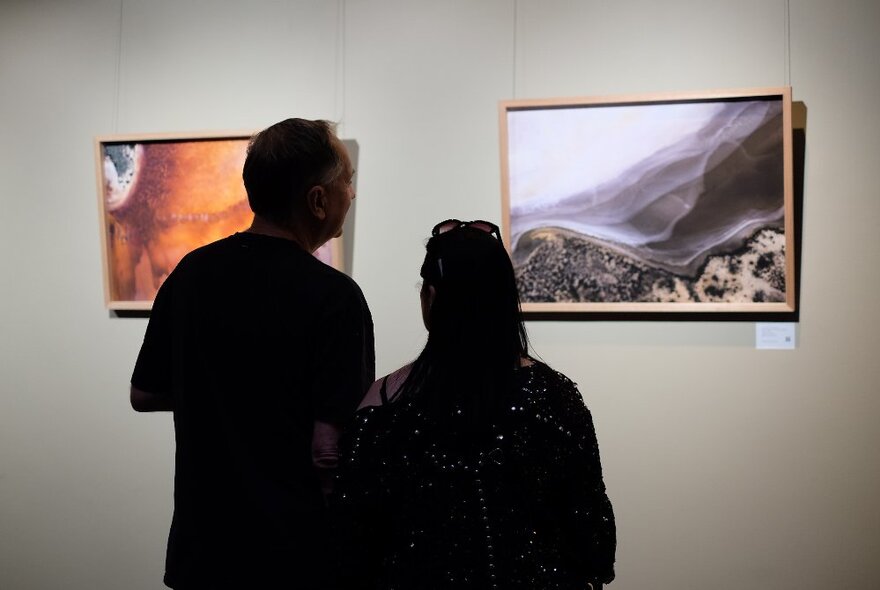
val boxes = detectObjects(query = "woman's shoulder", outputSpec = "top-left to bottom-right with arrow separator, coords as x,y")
510,361 -> 596,439
516,358 -> 573,386
513,359 -> 583,406
358,363 -> 413,410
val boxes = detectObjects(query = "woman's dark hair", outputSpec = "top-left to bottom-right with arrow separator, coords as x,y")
396,224 -> 530,434
242,118 -> 343,227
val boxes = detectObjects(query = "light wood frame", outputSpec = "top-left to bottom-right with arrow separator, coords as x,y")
499,87 -> 795,315
95,130 -> 344,310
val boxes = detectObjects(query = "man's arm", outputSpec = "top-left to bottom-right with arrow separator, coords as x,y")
130,384 -> 173,412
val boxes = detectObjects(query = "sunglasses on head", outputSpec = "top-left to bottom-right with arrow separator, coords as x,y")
431,219 -> 502,241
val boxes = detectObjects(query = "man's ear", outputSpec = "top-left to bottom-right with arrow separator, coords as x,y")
306,185 -> 327,220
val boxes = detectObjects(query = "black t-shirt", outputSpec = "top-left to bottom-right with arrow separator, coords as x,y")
132,232 -> 375,589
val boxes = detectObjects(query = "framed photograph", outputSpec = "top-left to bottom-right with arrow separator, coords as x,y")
499,87 -> 795,315
95,131 -> 344,310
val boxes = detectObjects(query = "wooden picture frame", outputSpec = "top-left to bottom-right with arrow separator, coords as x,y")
499,87 -> 795,315
95,131 -> 345,310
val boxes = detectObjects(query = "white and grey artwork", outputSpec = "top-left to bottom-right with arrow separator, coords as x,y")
503,91 -> 794,311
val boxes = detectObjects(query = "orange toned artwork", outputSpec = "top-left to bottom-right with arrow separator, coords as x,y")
95,132 -> 342,310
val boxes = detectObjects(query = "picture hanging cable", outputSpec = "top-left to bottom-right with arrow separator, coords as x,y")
511,0 -> 519,99
113,0 -> 125,133
334,0 -> 347,133
784,0 -> 792,86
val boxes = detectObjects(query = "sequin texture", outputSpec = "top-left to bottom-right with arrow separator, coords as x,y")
333,362 -> 616,589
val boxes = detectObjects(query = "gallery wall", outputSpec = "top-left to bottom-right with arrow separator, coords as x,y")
1,0 -> 878,588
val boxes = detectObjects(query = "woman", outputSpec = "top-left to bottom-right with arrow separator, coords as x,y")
334,219 -> 616,590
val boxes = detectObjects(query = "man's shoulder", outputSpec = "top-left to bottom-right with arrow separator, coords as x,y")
171,233 -> 368,305
173,234 -> 240,267
174,233 -> 305,273
308,262 -> 367,305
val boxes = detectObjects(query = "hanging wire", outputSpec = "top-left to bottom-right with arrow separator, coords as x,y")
334,0 -> 347,133
784,0 -> 792,86
113,0 -> 125,132
511,0 -> 519,99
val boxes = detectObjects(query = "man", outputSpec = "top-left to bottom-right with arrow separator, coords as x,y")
130,118 -> 374,589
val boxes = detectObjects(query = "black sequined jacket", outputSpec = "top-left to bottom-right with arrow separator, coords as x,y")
333,361 -> 616,590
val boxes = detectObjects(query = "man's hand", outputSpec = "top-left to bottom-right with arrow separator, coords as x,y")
312,420 -> 344,497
